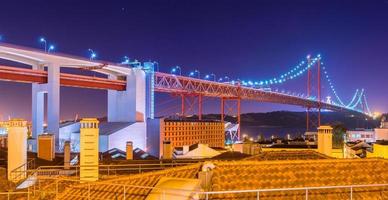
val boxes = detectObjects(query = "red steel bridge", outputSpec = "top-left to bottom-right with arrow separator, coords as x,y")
0,43 -> 372,140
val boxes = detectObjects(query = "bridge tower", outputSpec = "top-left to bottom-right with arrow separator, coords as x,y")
306,55 -> 322,131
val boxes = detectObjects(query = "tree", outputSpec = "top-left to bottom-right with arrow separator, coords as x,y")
331,122 -> 347,149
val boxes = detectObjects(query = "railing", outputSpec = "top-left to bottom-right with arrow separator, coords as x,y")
25,162 -> 195,178
0,191 -> 32,200
20,176 -> 388,200
9,158 -> 35,181
199,183 -> 388,200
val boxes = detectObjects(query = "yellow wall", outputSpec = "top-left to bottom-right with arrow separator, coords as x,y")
367,144 -> 388,159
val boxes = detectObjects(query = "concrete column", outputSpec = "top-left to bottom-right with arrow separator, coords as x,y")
108,69 -> 146,122
46,64 -> 60,147
32,65 -> 45,141
144,62 -> 155,120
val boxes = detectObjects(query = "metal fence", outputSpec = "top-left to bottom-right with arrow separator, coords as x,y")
10,176 -> 388,200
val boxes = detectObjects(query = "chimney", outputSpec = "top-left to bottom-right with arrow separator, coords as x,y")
79,118 -> 99,182
318,125 -> 333,157
64,141 -> 71,170
162,140 -> 172,159
38,134 -> 55,161
126,141 -> 133,160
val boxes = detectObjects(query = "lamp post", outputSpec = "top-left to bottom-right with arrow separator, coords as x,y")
171,66 -> 181,76
122,56 -> 130,65
189,70 -> 200,78
153,61 -> 159,72
205,73 -> 216,81
40,37 -> 47,52
88,49 -> 97,61
48,45 -> 55,53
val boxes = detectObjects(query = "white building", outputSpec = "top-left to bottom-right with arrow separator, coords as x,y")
346,129 -> 375,143
375,117 -> 388,141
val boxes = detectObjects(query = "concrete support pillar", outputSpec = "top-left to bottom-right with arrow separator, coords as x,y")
32,65 -> 45,143
144,62 -> 155,119
31,64 -> 60,151
108,69 -> 146,122
47,64 -> 60,147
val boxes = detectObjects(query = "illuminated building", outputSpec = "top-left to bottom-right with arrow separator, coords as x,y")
346,128 -> 375,143
79,118 -> 99,182
374,117 -> 388,141
147,118 -> 225,158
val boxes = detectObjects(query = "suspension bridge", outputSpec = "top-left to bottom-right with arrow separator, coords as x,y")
0,43 -> 372,146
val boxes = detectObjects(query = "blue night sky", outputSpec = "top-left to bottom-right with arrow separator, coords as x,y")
0,0 -> 387,121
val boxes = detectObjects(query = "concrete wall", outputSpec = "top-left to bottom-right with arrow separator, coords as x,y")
367,144 -> 388,159
108,122 -> 147,151
146,118 -> 162,158
59,122 -> 80,151
375,128 -> 388,140
107,68 -> 147,123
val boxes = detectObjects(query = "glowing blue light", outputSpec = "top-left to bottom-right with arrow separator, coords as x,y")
40,37 -> 46,42
49,45 -> 54,50
172,68 -> 176,72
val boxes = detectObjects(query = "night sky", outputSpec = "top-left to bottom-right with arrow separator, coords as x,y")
0,0 -> 387,121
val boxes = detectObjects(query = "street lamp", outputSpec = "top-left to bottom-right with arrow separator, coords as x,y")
153,61 -> 159,72
40,37 -> 47,52
171,66 -> 181,75
88,49 -> 97,61
48,45 -> 55,53
205,73 -> 216,81
189,69 -> 200,78
122,56 -> 130,64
